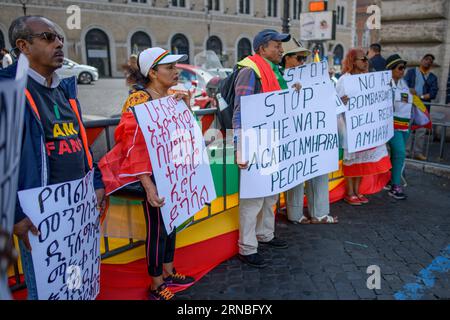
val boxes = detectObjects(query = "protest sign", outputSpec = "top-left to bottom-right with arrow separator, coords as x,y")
239,84 -> 339,199
133,96 -> 217,234
342,71 -> 394,153
0,55 -> 28,300
17,170 -> 100,300
0,55 -> 28,234
284,60 -> 346,114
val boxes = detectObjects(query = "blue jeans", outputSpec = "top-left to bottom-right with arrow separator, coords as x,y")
18,240 -> 38,300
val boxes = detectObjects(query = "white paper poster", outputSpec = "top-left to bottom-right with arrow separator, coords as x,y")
0,55 -> 29,300
342,71 -> 394,153
284,60 -> 346,114
17,170 -> 101,300
133,96 -> 217,233
239,84 -> 339,199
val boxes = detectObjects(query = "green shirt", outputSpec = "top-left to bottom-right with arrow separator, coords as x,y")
264,58 -> 288,90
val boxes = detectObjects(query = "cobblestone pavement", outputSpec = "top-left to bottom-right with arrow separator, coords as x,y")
177,169 -> 450,300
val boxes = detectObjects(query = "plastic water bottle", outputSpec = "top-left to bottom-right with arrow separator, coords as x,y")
216,93 -> 229,112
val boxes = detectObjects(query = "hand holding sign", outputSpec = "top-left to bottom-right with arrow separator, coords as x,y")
138,174 -> 166,208
13,217 -> 40,251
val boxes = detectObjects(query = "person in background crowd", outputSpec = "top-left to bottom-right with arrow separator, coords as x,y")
123,54 -> 139,87
1,48 -> 13,69
233,29 -> 291,268
281,40 -> 338,225
99,47 -> 194,300
0,15 -> 106,300
336,48 -> 392,206
404,53 -> 439,161
329,66 -> 338,86
367,43 -> 386,72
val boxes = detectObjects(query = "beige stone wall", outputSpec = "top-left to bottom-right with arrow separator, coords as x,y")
0,0 -> 355,75
381,0 -> 450,104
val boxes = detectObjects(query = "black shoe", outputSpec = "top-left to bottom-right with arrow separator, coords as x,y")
163,268 -> 195,287
148,283 -> 175,300
388,185 -> 407,200
383,181 -> 392,191
258,237 -> 288,249
238,253 -> 267,268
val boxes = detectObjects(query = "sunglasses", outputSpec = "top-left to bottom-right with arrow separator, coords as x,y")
396,65 -> 406,71
295,55 -> 307,62
28,32 -> 64,43
356,56 -> 369,62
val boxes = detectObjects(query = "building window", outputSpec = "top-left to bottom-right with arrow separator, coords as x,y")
292,0 -> 302,20
239,0 -> 251,14
446,66 -> 450,104
131,31 -> 152,55
333,44 -> 344,66
207,0 -> 220,11
336,5 -> 346,26
362,26 -> 370,48
172,0 -> 186,7
129,0 -> 147,3
0,30 -> 5,49
171,33 -> 190,63
237,38 -> 252,61
206,36 -> 223,56
267,0 -> 278,17
85,28 -> 111,77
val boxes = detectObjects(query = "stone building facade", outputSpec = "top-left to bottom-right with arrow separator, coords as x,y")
380,0 -> 450,104
0,0 -> 356,77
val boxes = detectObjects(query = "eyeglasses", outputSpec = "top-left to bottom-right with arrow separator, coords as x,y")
27,32 -> 64,43
295,55 -> 307,62
396,65 -> 406,71
356,56 -> 369,62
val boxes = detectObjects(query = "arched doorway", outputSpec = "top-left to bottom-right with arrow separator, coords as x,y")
206,36 -> 223,57
333,44 -> 344,66
171,34 -> 189,64
85,28 -> 111,77
131,31 -> 152,55
0,30 -> 5,50
237,38 -> 252,61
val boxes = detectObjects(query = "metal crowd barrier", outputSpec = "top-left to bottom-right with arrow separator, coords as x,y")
85,107 -> 235,260
408,102 -> 450,165
12,100 -> 447,292
10,107 -> 236,292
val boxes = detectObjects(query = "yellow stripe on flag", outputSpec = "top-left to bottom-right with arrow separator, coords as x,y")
314,52 -> 321,63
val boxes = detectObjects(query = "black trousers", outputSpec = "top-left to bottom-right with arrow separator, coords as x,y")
142,190 -> 176,277
142,199 -> 176,277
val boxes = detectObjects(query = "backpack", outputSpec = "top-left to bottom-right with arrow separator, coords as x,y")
217,65 -> 240,129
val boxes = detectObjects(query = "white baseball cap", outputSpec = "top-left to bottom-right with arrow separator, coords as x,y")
138,47 -> 188,77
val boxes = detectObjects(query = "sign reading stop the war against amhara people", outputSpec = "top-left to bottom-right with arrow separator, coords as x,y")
239,84 -> 339,199
342,71 -> 394,153
284,60 -> 346,114
17,170 -> 101,300
133,96 -> 217,234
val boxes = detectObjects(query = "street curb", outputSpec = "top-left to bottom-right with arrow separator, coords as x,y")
406,159 -> 450,179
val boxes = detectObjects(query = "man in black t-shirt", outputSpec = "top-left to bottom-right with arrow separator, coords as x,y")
0,15 -> 106,299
